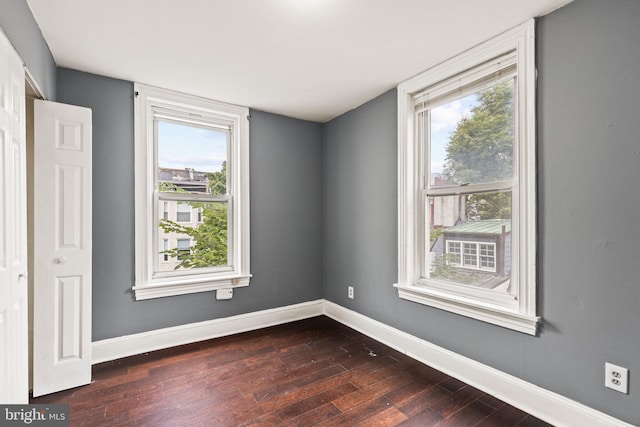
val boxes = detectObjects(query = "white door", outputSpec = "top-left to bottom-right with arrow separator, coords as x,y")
32,100 -> 92,397
0,29 -> 28,404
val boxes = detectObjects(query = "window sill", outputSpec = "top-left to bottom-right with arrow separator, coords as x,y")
134,274 -> 251,300
394,283 -> 540,335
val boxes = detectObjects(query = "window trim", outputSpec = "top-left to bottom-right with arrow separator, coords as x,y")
395,20 -> 539,335
134,83 -> 251,300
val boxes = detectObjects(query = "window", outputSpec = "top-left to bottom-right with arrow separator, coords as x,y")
134,84 -> 251,300
176,202 -> 191,222
163,239 -> 169,262
446,241 -> 496,272
176,239 -> 191,260
396,20 -> 539,334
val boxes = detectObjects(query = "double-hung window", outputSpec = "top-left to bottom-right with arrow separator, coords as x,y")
134,84 -> 250,300
396,21 -> 538,334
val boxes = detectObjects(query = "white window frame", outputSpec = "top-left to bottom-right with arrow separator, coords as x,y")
134,83 -> 251,300
396,20 -> 539,335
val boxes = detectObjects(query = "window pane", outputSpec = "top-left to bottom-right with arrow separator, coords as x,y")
163,239 -> 169,262
177,239 -> 191,260
430,79 -> 514,188
176,202 -> 191,222
463,243 -> 477,268
163,201 -> 169,220
427,191 -> 511,292
157,200 -> 229,272
157,120 -> 228,195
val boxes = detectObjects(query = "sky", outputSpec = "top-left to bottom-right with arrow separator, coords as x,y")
154,93 -> 478,177
429,92 -> 479,176
157,121 -> 228,173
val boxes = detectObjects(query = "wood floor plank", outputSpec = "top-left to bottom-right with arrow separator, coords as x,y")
333,371 -> 414,412
475,404 -> 529,427
398,385 -> 453,418
30,316 -> 552,427
275,382 -> 357,420
436,400 -> 495,427
316,395 -> 396,427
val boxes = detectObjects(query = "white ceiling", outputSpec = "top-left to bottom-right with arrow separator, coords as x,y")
27,0 -> 573,122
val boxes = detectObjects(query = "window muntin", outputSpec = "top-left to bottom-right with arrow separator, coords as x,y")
134,83 -> 250,300
396,20 -> 538,334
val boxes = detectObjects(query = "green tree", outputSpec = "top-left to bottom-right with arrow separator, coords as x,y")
443,80 -> 514,186
443,81 -> 514,220
159,162 -> 229,270
465,192 -> 511,221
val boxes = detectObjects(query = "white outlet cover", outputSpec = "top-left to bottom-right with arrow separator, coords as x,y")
605,362 -> 628,394
216,288 -> 233,300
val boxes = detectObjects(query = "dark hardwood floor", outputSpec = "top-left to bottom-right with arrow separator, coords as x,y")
31,316 -> 553,426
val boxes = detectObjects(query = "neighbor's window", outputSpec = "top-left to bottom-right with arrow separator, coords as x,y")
176,239 -> 191,261
163,239 -> 169,262
134,84 -> 250,300
396,20 -> 539,334
176,202 -> 192,222
163,201 -> 169,220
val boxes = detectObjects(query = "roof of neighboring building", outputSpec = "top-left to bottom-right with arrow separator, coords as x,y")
444,219 -> 511,235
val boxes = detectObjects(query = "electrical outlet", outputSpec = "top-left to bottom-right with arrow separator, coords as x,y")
605,362 -> 628,394
216,288 -> 233,300
348,286 -> 354,299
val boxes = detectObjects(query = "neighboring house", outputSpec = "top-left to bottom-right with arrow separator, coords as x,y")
430,175 -> 466,228
157,168 -> 208,271
431,219 -> 511,292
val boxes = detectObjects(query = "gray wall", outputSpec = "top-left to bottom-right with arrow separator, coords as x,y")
0,0 -> 56,100
322,0 -> 640,424
56,68 -> 324,341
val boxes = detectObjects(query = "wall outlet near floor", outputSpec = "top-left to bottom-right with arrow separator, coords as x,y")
216,288 -> 233,300
605,362 -> 628,394
348,286 -> 354,299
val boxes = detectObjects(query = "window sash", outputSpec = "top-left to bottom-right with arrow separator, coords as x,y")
153,195 -> 233,277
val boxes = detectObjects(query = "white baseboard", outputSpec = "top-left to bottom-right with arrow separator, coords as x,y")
322,300 -> 632,427
92,299 -> 631,427
91,299 -> 324,364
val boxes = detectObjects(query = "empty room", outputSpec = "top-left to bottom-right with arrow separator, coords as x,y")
1,0 -> 639,425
